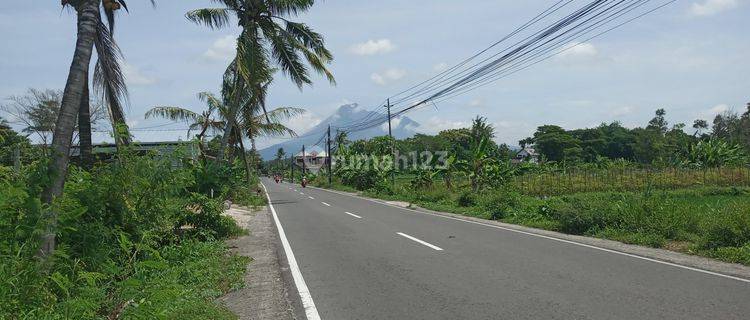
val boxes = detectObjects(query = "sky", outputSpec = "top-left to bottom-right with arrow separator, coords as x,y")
1,0 -> 749,148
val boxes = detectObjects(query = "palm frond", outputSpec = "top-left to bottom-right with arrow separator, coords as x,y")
261,20 -> 309,88
145,106 -> 200,123
262,107 -> 305,123
186,8 -> 231,29
268,0 -> 315,17
93,18 -> 130,144
253,122 -> 297,138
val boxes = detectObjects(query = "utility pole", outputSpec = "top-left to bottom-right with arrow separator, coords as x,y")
302,145 -> 306,177
386,99 -> 395,188
290,155 -> 294,183
327,125 -> 332,186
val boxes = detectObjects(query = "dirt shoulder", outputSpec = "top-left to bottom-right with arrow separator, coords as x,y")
219,205 -> 297,320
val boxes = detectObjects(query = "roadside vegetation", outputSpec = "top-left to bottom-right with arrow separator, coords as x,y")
307,107 -> 750,266
1,0 -> 332,318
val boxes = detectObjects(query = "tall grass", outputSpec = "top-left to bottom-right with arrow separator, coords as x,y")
514,166 -> 750,196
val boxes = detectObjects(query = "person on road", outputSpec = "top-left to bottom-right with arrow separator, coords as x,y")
301,177 -> 307,188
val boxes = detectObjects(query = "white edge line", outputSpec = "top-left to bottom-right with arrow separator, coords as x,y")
261,182 -> 322,320
309,186 -> 750,284
321,202 -> 331,207
397,232 -> 444,251
345,211 -> 362,219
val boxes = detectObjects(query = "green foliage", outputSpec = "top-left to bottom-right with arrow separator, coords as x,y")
681,139 -> 748,168
456,191 -> 475,207
0,153 -> 252,318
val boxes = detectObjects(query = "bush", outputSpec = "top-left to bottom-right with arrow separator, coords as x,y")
456,191 -> 476,207
477,189 -> 523,220
0,153 -> 252,318
700,208 -> 750,249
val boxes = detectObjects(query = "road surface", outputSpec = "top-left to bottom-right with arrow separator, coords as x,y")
261,178 -> 750,320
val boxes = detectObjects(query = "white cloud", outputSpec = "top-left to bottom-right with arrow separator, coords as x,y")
704,104 -> 730,116
468,99 -> 483,107
433,62 -> 449,71
419,116 -> 470,134
371,68 -> 406,85
689,0 -> 739,16
122,63 -> 156,86
203,35 -> 236,62
350,39 -> 396,56
558,42 -> 598,60
609,106 -> 634,117
285,111 -> 322,134
381,117 -> 402,132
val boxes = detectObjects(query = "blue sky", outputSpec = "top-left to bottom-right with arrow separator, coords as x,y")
1,0 -> 748,148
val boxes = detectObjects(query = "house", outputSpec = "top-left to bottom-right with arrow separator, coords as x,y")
294,147 -> 330,173
512,147 -> 539,164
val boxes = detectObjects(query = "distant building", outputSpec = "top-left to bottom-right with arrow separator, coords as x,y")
69,141 -> 199,166
294,148 -> 330,173
512,147 -> 539,164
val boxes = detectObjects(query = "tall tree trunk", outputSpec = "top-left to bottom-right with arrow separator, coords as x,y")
78,71 -> 93,169
40,0 -> 99,259
216,74 -> 242,163
238,133 -> 252,184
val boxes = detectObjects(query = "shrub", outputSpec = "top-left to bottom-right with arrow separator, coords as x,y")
700,208 -> 750,249
456,191 -> 476,207
477,189 -> 522,220
0,152 -> 252,318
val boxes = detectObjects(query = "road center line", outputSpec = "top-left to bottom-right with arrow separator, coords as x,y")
309,186 -> 750,284
345,211 -> 362,219
260,182 -> 321,320
397,232 -> 444,251
321,202 -> 331,207
308,196 -> 315,200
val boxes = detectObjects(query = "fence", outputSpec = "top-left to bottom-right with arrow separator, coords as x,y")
514,166 -> 750,196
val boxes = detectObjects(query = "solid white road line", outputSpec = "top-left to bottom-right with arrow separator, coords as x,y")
397,232 -> 444,251
309,186 -> 750,284
321,202 -> 331,207
345,211 -> 362,219
308,196 -> 315,200
260,182 -> 321,320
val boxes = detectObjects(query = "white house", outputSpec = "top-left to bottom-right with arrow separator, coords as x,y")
513,147 -> 539,164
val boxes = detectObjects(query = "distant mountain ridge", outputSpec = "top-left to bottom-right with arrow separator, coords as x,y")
258,103 -> 419,160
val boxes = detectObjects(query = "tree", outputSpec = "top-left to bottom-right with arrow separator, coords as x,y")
693,119 -> 709,137
647,108 -> 669,134
470,116 -> 495,143
147,92 -> 224,158
274,148 -> 286,172
530,125 -> 581,162
41,0 -> 152,258
187,0 -> 335,162
2,88 -> 107,154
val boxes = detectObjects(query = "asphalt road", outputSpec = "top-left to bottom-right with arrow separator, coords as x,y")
261,178 -> 750,320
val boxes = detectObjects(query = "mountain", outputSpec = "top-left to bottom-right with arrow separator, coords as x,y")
258,103 -> 420,160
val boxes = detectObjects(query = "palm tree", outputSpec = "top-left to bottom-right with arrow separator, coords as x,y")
148,90 -> 302,182
146,92 -> 224,157
187,0 -> 335,162
41,0 -> 151,258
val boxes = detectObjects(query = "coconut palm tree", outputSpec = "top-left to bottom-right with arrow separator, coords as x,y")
187,0 -> 335,162
146,92 -> 224,157
41,0 -> 152,258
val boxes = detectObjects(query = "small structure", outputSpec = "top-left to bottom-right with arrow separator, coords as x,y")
69,141 -> 199,166
294,148 -> 329,173
512,147 -> 539,164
